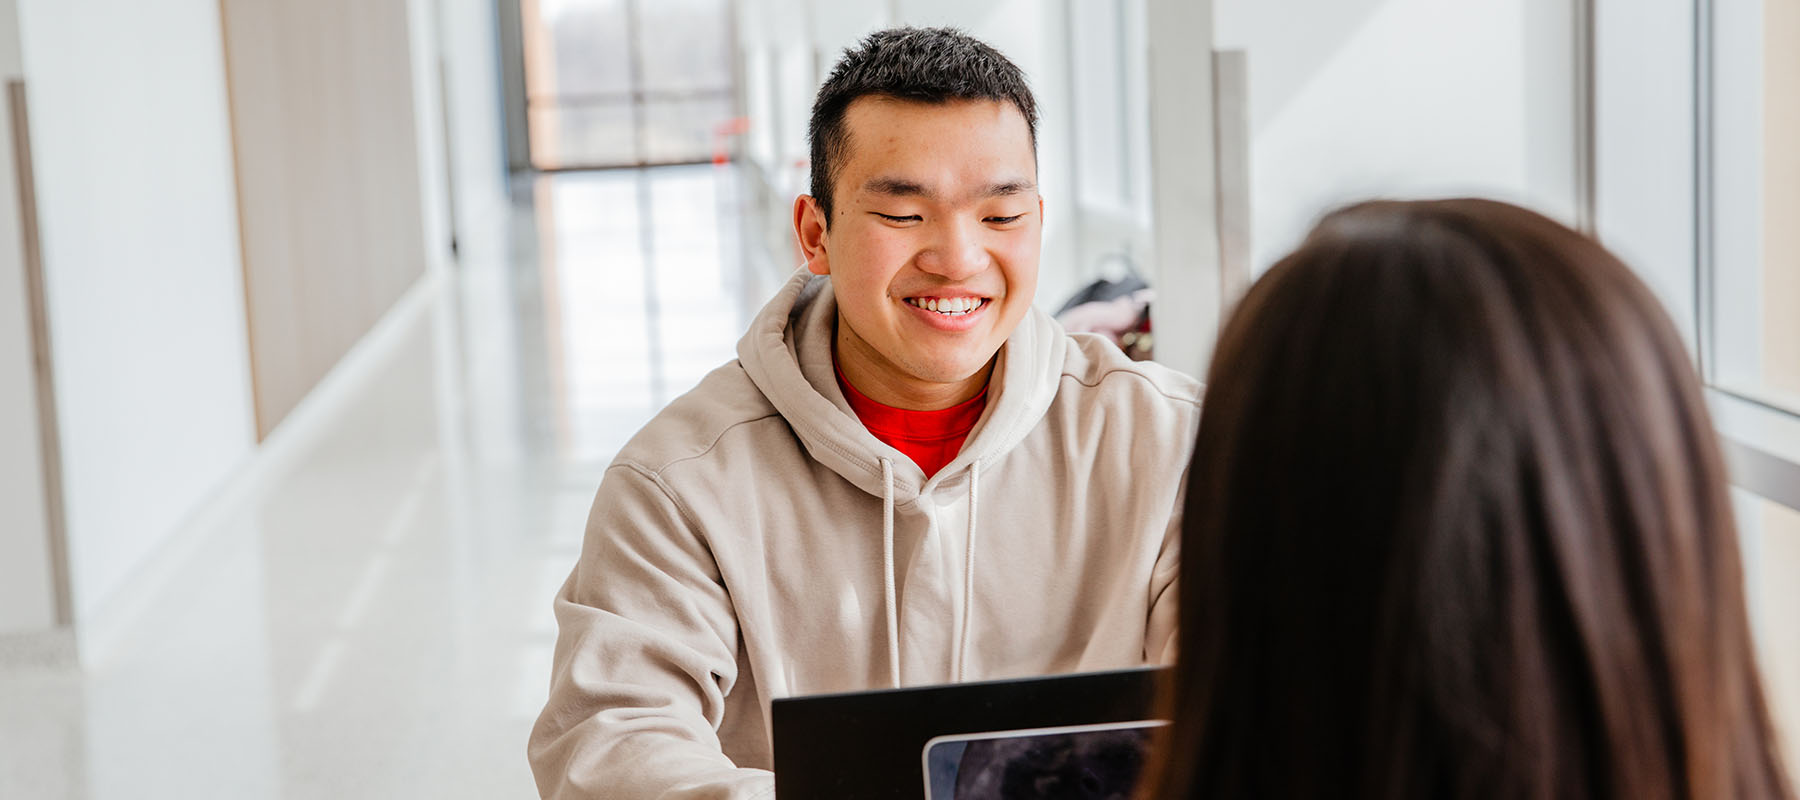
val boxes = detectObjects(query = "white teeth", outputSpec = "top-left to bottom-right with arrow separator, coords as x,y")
909,297 -> 983,315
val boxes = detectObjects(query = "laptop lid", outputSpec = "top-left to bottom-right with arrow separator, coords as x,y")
771,666 -> 1167,800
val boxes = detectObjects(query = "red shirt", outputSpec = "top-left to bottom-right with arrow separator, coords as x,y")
834,365 -> 988,478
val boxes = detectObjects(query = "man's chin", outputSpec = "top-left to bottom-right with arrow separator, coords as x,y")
906,353 -> 1000,387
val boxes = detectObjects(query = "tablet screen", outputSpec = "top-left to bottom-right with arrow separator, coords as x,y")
921,720 -> 1165,799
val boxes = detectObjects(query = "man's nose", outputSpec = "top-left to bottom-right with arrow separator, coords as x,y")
914,219 -> 990,280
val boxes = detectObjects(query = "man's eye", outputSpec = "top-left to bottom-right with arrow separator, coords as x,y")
875,213 -> 921,223
985,214 -> 1025,224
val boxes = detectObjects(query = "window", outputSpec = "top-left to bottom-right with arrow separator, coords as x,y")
1702,0 -> 1800,770
1598,0 -> 1800,767
1706,0 -> 1800,416
519,0 -> 737,169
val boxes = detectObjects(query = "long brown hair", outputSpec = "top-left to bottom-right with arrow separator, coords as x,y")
1146,199 -> 1793,799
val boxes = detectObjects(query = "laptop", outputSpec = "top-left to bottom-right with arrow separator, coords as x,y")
771,666 -> 1167,799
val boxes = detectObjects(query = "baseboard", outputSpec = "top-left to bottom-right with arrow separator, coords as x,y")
0,627 -> 77,671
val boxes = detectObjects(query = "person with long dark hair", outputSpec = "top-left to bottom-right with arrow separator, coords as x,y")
1144,199 -> 1794,799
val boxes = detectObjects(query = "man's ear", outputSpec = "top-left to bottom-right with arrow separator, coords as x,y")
793,195 -> 831,276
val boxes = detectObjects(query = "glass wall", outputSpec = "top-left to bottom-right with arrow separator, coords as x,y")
1705,0 -> 1800,769
519,0 -> 737,169
1709,0 -> 1800,414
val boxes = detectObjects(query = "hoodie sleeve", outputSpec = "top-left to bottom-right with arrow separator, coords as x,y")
1145,467 -> 1186,666
528,463 -> 774,800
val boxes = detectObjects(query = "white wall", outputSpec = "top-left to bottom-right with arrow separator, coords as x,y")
1215,0 -> 1582,274
0,0 -> 58,636
16,0 -> 256,622
435,0 -> 527,470
1144,0 -> 1222,381
438,0 -> 514,271
409,0 -> 456,279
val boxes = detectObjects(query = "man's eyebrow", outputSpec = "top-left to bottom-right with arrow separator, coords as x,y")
860,177 -> 1038,199
863,177 -> 933,197
984,180 -> 1036,197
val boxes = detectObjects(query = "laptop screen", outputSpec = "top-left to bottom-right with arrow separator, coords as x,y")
923,720 -> 1165,799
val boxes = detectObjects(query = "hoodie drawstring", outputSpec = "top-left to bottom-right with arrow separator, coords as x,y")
880,456 -> 982,687
954,458 -> 982,683
880,458 -> 901,688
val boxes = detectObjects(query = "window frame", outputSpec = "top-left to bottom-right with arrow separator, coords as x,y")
1595,0 -> 1800,513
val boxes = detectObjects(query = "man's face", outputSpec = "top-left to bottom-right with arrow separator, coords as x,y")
796,97 -> 1042,408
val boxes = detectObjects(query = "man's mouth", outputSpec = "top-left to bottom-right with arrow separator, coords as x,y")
904,296 -> 989,316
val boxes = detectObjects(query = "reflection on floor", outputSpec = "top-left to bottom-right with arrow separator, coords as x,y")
0,164 -> 770,798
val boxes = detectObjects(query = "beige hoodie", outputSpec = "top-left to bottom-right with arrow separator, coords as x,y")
529,271 -> 1201,799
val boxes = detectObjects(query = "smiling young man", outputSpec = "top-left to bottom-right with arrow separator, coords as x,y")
529,28 -> 1201,800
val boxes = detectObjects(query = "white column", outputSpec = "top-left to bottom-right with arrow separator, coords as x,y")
1145,0 -> 1221,380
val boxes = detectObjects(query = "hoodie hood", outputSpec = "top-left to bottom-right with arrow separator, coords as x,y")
736,270 -> 1066,503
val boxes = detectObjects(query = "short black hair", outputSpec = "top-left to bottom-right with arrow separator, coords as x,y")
807,27 -> 1038,224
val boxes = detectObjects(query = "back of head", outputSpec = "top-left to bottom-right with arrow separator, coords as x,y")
1148,199 -> 1793,799
807,26 -> 1038,221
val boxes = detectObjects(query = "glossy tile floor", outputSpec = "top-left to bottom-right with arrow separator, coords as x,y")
0,164 -> 772,798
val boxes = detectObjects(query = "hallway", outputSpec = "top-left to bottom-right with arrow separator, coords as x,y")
0,164 -> 766,798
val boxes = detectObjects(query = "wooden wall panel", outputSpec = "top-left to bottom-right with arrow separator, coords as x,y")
221,0 -> 429,439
